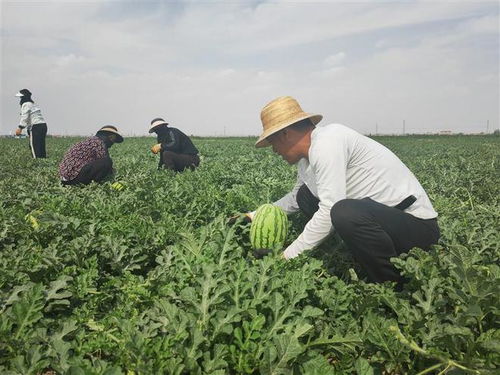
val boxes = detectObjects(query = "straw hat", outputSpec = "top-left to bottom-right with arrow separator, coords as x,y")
96,125 -> 124,143
149,118 -> 169,133
255,96 -> 322,147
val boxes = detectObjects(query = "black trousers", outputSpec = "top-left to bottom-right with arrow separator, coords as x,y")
29,123 -> 47,158
62,157 -> 113,186
159,151 -> 200,172
296,184 -> 440,283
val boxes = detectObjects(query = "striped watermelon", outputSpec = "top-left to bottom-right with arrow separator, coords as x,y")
250,204 -> 288,250
111,181 -> 125,191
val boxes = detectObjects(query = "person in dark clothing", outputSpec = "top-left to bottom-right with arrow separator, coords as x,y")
59,126 -> 124,185
14,89 -> 48,158
149,118 -> 200,172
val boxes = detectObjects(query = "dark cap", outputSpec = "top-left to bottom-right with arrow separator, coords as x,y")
15,89 -> 32,97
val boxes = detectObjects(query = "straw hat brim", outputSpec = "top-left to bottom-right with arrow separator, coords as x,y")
97,128 -> 124,143
255,113 -> 322,148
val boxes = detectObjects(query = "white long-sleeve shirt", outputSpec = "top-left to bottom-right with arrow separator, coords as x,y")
19,102 -> 46,131
266,123 -> 438,259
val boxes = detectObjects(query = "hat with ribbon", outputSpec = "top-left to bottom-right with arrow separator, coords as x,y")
149,118 -> 169,133
96,125 -> 124,143
255,96 -> 322,148
15,89 -> 32,97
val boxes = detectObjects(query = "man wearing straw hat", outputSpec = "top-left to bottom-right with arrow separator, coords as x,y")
247,96 -> 439,284
59,126 -> 124,186
149,118 -> 200,172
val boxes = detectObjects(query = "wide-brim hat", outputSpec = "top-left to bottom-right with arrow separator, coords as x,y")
255,96 -> 322,148
149,118 -> 169,133
97,126 -> 124,143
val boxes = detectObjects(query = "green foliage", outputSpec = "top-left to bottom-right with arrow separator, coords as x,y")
0,135 -> 499,374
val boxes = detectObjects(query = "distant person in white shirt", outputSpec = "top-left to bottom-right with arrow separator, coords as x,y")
247,96 -> 440,284
14,89 -> 48,158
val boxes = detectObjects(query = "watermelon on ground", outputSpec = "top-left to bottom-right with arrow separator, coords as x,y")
111,181 -> 125,191
250,204 -> 288,250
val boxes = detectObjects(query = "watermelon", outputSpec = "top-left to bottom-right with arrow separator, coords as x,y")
250,204 -> 288,250
111,181 -> 125,191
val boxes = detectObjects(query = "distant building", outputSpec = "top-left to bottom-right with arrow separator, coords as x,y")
439,130 -> 452,135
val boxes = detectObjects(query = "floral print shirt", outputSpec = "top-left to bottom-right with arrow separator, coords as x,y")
59,136 -> 108,181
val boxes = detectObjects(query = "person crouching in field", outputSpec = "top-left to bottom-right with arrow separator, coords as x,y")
59,126 -> 124,186
14,89 -> 48,158
149,118 -> 200,172
244,96 -> 440,285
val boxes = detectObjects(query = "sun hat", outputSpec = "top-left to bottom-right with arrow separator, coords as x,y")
15,89 -> 32,97
149,118 -> 169,133
255,96 -> 322,148
96,125 -> 124,143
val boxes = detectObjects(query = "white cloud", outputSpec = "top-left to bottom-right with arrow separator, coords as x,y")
54,54 -> 86,68
324,52 -> 346,68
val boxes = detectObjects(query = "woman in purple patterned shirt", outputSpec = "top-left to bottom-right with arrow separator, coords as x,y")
59,126 -> 124,186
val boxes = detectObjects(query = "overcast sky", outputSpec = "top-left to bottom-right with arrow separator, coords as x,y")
1,0 -> 498,137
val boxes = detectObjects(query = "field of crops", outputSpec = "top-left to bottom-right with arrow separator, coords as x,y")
0,134 -> 499,374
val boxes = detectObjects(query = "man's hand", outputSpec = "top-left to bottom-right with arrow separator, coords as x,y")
151,143 -> 162,154
15,128 -> 22,136
227,213 -> 252,225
